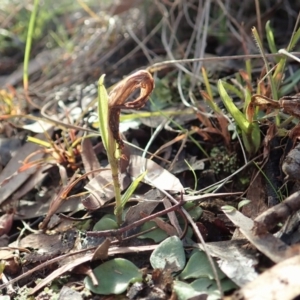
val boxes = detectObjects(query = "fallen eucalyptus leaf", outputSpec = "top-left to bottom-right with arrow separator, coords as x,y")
196,240 -> 258,287
129,155 -> 184,192
223,208 -> 291,263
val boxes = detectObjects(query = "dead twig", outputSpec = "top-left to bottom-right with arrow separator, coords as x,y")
254,190 -> 300,232
86,196 -> 184,240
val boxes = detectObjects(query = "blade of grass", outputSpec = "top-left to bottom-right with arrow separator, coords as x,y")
116,171 -> 148,216
253,161 -> 283,201
252,27 -> 278,101
201,67 -> 218,111
275,26 -> 300,86
287,27 -> 300,51
286,12 -> 300,51
245,59 -> 252,82
23,0 -> 40,91
273,15 -> 300,94
184,159 -> 198,191
149,96 -> 209,158
27,136 -> 52,148
280,67 -> 300,95
221,81 -> 244,100
266,21 -> 278,55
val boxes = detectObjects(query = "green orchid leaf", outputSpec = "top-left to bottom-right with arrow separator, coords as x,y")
217,80 -> 250,134
138,221 -> 169,243
84,258 -> 142,295
150,236 -> 185,272
97,74 -> 109,152
173,281 -> 203,300
93,214 -> 118,231
180,250 -> 225,280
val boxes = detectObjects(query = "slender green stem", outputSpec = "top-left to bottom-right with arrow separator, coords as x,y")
23,0 -> 40,90
98,76 -> 122,226
107,134 -> 123,226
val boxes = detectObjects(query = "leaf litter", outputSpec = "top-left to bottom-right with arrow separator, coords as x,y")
1,1 -> 300,300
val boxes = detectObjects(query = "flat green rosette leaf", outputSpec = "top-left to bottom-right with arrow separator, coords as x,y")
150,236 -> 185,272
180,250 -> 225,280
138,221 -> 169,243
93,214 -> 118,231
190,277 -> 236,300
84,258 -> 142,295
173,281 -> 203,300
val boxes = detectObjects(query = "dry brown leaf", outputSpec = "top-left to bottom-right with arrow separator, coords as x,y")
288,124 -> 300,142
123,200 -> 160,226
196,106 -> 214,128
91,238 -> 111,261
10,231 -> 76,254
84,169 -> 131,210
197,240 -> 258,287
200,90 -> 211,102
280,94 -> 300,118
263,123 -> 277,159
11,164 -> 50,202
238,70 -> 252,92
163,198 -> 182,236
129,154 -> 184,192
146,215 -> 178,237
0,209 -> 14,236
81,138 -> 101,180
57,286 -> 83,300
84,152 -> 184,209
241,173 -> 268,220
233,254 -> 300,300
39,171 -> 80,229
16,195 -> 83,220
0,131 -> 52,206
216,113 -> 231,147
193,108 -> 230,146
223,208 -> 291,263
150,133 -> 186,161
29,253 -> 94,295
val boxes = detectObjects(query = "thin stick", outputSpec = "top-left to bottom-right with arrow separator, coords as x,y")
147,52 -> 300,73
